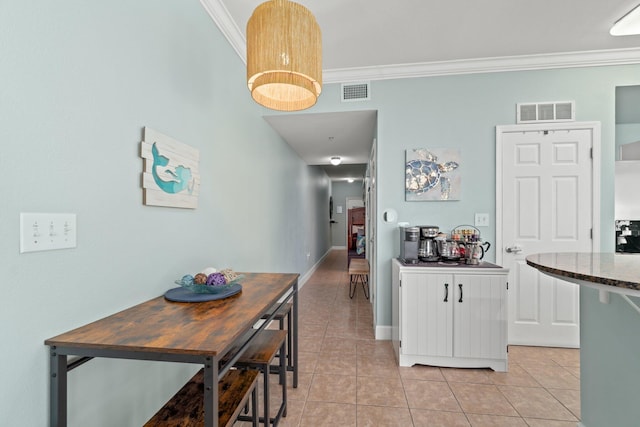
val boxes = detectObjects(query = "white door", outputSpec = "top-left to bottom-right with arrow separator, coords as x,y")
496,122 -> 601,347
368,139 -> 377,328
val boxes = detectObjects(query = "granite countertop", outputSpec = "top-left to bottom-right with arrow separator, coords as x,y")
526,252 -> 640,293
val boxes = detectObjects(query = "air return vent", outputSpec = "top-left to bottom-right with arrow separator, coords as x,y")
517,101 -> 575,123
341,82 -> 370,102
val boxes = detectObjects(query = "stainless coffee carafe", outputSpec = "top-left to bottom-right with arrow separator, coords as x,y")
418,225 -> 440,261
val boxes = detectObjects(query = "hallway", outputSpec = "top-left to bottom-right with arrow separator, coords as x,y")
254,249 -> 581,426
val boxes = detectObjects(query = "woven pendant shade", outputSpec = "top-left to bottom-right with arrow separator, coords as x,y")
247,0 -> 322,111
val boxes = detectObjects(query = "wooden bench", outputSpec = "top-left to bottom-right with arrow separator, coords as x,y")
348,258 -> 370,299
144,368 -> 258,427
261,302 -> 296,387
228,329 -> 288,426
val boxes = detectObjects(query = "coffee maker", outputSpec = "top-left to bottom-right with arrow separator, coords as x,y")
418,225 -> 440,261
399,226 -> 420,264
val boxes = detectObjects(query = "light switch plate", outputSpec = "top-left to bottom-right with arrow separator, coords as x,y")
474,213 -> 490,227
20,213 -> 77,253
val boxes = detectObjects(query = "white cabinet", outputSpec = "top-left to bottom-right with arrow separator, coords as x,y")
392,259 -> 509,372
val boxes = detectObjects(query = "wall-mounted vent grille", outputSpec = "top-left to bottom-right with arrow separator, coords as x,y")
341,82 -> 370,102
516,101 -> 575,123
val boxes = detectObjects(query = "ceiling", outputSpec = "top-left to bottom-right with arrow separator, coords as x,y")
202,0 -> 640,180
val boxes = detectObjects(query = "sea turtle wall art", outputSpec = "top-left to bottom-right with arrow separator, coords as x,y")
405,148 -> 461,201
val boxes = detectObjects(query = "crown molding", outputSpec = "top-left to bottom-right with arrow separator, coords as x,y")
322,48 -> 640,84
200,0 -> 640,85
199,0 -> 246,59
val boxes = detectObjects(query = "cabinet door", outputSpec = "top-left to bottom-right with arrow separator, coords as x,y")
453,274 -> 507,360
401,273 -> 453,357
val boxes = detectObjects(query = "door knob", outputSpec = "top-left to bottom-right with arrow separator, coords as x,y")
505,245 -> 522,253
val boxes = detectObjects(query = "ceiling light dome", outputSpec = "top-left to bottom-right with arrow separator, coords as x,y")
247,0 -> 322,111
330,156 -> 341,166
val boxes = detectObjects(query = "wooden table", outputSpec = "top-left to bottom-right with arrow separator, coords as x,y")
45,272 -> 299,427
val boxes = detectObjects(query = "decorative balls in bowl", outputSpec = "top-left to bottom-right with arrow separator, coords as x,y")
175,268 -> 242,294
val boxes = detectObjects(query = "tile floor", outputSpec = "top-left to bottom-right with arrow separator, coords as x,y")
241,249 -> 581,427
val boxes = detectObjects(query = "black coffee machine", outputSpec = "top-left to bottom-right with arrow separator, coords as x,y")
399,226 -> 420,264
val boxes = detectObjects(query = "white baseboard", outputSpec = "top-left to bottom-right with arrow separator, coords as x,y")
375,325 -> 392,340
299,249 -> 332,289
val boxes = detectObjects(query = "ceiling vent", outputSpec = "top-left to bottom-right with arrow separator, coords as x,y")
517,101 -> 575,123
341,82 -> 370,102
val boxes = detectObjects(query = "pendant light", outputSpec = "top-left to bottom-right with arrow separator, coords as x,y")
246,0 -> 322,111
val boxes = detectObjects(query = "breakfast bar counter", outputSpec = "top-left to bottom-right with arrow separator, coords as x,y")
526,252 -> 640,298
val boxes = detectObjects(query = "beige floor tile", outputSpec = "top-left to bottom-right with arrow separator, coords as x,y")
410,409 -> 471,426
286,251 -> 583,427
314,352 -> 357,376
299,322 -> 327,338
356,339 -> 396,359
272,398 -> 305,427
298,351 -> 319,374
547,348 -> 580,368
320,336 -> 359,355
523,419 -> 580,427
488,364 -> 542,387
356,405 -> 414,426
402,379 -> 461,412
285,371 -> 312,401
300,401 -> 356,426
356,354 -> 401,379
441,368 -> 493,384
307,374 -> 357,404
498,385 -> 577,421
520,365 -> 580,390
325,326 -> 361,339
400,365 -> 446,382
449,383 -> 518,416
547,388 -> 581,419
466,414 -> 528,426
356,376 -> 408,408
298,335 -> 323,353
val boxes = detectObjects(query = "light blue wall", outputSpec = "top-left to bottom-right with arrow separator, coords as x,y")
0,1 -> 330,426
313,66 -> 640,326
3,1 -> 640,425
330,181 -> 364,246
312,64 -> 640,427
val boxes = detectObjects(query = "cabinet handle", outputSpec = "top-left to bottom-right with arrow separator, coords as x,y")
458,284 -> 463,303
444,283 -> 449,302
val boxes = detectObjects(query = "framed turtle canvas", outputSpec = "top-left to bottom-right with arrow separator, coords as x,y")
405,148 -> 461,201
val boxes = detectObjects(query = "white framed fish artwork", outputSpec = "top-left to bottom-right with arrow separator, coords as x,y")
405,148 -> 461,201
140,127 -> 200,209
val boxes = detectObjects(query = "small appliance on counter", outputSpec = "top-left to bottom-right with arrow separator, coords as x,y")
451,225 -> 491,265
616,220 -> 640,253
418,225 -> 440,261
399,226 -> 420,264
